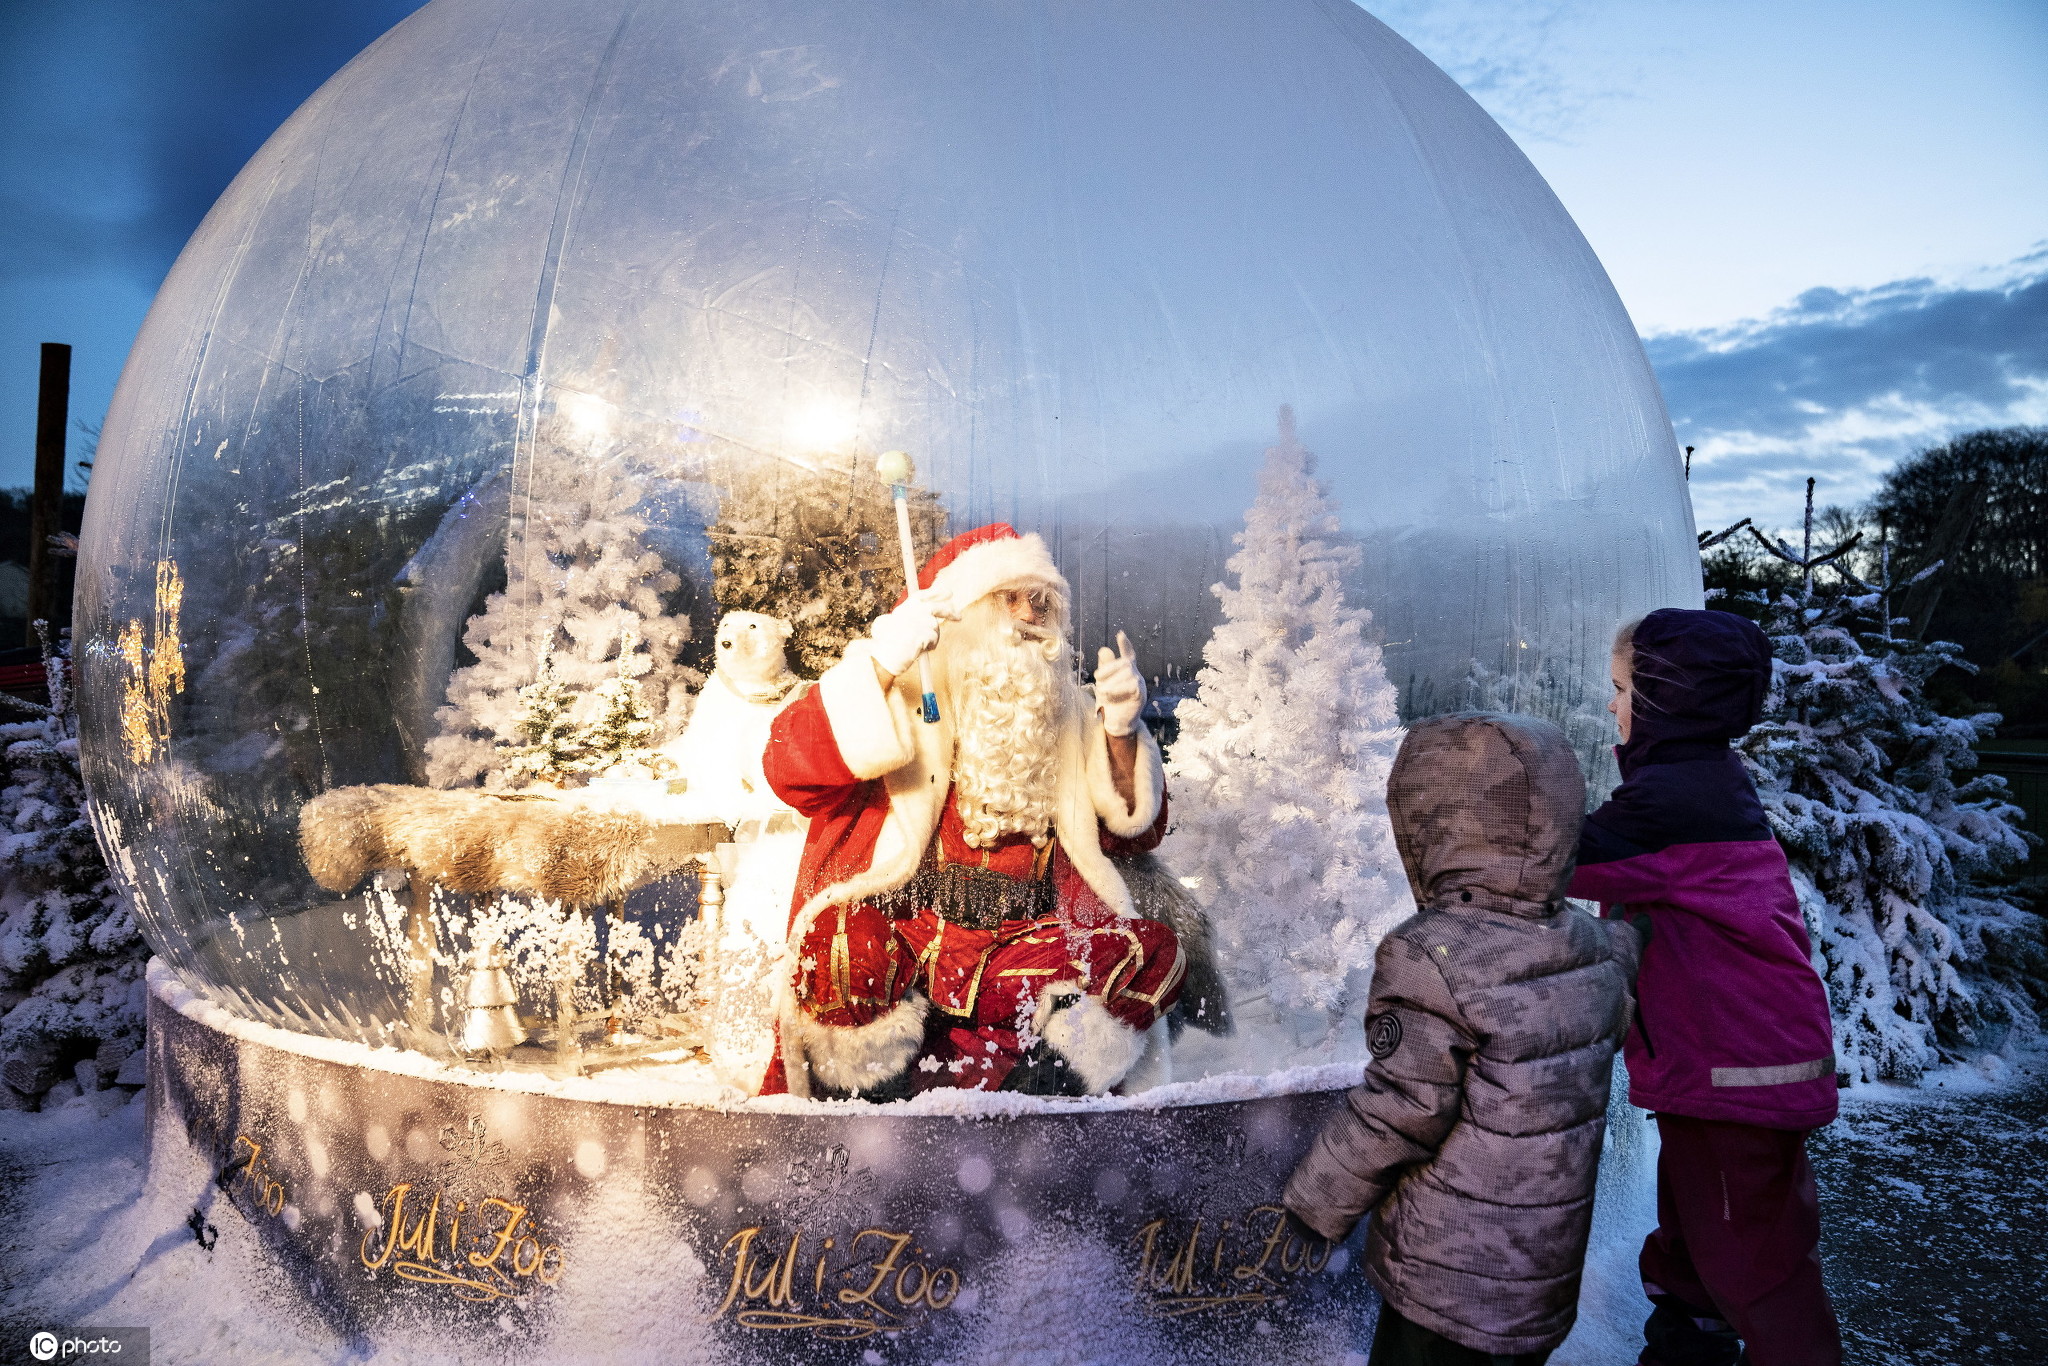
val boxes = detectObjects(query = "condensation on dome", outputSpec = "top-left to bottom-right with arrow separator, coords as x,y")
76,0 -> 1698,1076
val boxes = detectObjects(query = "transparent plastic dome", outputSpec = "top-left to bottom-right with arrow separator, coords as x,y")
77,0 -> 1697,1073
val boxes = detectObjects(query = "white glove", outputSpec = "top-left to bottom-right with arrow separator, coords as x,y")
870,589 -> 956,677
1094,631 -> 1147,737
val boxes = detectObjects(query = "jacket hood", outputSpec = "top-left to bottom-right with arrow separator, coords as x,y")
1617,608 -> 1773,775
1386,712 -> 1586,915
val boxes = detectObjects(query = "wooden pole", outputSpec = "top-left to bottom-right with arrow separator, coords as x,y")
404,873 -> 437,1043
555,923 -> 581,1068
697,858 -> 724,1005
26,343 -> 70,645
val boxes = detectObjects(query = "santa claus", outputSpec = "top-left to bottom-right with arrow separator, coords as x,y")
761,523 -> 1184,1099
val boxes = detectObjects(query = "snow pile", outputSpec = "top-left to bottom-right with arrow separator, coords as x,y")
0,1091 -> 344,1363
0,1090 -> 731,1365
1733,575 -> 2041,1081
0,638 -> 147,1112
1164,410 -> 1409,1075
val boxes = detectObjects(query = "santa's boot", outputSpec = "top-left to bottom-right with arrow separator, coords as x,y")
1639,1294 -> 1741,1366
1003,984 -> 1146,1096
785,995 -> 928,1100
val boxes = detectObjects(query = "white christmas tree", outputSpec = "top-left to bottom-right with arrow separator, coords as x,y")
426,449 -> 696,789
1164,408 -> 1409,1068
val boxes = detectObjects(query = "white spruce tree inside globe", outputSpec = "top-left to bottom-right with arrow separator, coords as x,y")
1165,408 -> 1410,1075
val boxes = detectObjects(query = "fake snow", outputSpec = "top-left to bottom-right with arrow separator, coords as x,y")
1162,413 -> 1409,1077
0,961 -> 1654,1364
144,958 -> 1367,1117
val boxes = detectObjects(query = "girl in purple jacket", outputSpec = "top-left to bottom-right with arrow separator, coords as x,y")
1570,608 -> 1842,1366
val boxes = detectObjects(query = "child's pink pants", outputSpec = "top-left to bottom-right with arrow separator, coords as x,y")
1642,1113 -> 1844,1366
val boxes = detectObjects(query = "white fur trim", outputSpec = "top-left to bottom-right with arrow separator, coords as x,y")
1085,711 -> 1165,839
777,673 -> 952,1022
1051,692 -> 1143,920
1037,990 -> 1146,1095
784,993 -> 928,1097
816,641 -> 918,781
1117,1019 -> 1175,1095
823,668 -> 948,913
927,532 -> 1067,611
780,668 -> 1152,1017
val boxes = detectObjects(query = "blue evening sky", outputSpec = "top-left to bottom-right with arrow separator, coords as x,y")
2,0 -> 2043,532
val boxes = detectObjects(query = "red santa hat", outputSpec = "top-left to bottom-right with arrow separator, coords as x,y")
902,523 -> 1069,612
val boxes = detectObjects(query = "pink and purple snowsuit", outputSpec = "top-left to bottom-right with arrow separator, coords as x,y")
1568,608 -> 1842,1366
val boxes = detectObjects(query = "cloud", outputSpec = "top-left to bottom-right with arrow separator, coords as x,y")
1368,0 -> 1642,143
1648,250 -> 2048,529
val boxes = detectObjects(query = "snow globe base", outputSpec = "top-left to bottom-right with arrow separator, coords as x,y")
144,962 -> 1376,1362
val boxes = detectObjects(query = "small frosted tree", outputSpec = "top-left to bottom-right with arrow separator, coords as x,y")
577,627 -> 671,777
496,641 -> 587,788
1726,503 -> 2041,1081
1164,408 -> 1409,1062
427,447 -> 696,789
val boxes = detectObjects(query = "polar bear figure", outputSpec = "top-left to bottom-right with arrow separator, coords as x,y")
660,611 -> 804,824
659,611 -> 809,1091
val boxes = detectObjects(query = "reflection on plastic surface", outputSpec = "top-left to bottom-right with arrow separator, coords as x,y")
76,0 -> 1697,1064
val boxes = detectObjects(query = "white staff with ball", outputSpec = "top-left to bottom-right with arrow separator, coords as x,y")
877,449 -> 941,724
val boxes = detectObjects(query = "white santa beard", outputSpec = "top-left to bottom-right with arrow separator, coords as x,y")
939,608 -> 1068,849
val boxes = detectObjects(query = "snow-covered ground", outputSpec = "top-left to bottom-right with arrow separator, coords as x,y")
2,1048 -> 2040,1364
0,1091 -> 344,1363
1810,1049 -> 2048,1365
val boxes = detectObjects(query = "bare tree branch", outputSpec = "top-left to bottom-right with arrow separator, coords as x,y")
1697,517 -> 1753,549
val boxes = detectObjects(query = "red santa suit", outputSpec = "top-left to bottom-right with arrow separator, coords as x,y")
760,525 -> 1184,1098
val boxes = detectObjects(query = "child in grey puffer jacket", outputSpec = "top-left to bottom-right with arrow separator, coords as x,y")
1284,712 -> 1640,1365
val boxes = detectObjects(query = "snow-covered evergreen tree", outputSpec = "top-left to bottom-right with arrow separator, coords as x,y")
1163,408 -> 1409,1066
0,629 -> 146,1110
427,449 -> 696,789
1728,514 -> 2041,1080
495,640 -> 588,788
577,626 -> 671,777
706,451 -> 945,678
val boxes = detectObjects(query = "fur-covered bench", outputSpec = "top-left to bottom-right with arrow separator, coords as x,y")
299,785 -> 729,1055
301,784 -> 725,905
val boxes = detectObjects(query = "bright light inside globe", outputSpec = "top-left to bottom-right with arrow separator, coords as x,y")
783,396 -> 862,455
554,390 -> 612,445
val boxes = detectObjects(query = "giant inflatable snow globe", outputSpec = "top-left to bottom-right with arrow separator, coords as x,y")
76,1 -> 1697,1359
